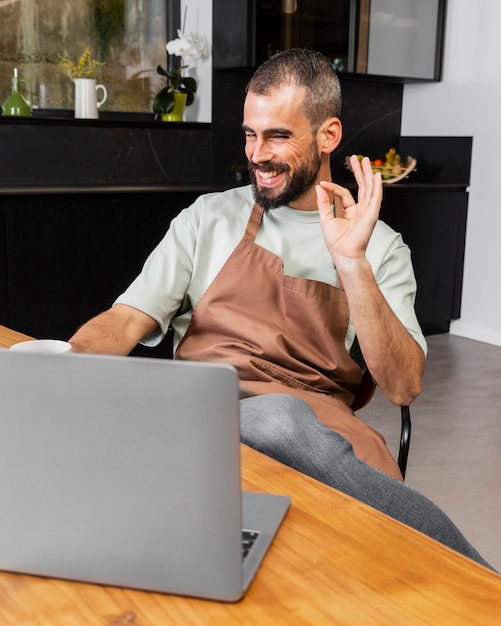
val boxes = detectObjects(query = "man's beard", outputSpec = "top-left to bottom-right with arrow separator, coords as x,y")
248,144 -> 322,210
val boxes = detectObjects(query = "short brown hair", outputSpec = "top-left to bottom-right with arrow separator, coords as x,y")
246,48 -> 342,131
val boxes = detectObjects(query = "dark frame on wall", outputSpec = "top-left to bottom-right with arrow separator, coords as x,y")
355,0 -> 448,82
213,0 -> 447,83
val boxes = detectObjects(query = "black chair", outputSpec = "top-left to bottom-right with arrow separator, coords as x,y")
397,405 -> 411,480
351,370 -> 412,480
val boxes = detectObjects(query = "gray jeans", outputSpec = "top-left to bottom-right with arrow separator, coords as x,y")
240,393 -> 495,572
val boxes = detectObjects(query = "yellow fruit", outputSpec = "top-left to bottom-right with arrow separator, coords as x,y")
383,148 -> 401,167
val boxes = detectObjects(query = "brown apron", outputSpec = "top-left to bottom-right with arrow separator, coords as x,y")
175,203 -> 402,480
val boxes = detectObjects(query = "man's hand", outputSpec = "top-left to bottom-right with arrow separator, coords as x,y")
316,155 -> 382,267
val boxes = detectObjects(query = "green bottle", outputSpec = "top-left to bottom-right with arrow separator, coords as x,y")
1,68 -> 32,117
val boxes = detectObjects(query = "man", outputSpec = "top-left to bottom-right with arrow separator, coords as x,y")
70,49 -> 494,570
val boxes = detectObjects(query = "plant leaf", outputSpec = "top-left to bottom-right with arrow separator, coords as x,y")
152,87 -> 175,115
181,76 -> 197,94
156,64 -> 168,77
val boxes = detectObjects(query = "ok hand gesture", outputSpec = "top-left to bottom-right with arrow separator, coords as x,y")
316,155 -> 383,267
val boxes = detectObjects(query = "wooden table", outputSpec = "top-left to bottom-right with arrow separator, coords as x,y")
0,325 -> 32,349
0,324 -> 500,625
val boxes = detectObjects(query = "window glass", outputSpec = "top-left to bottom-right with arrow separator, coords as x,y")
367,0 -> 441,79
0,0 -> 168,112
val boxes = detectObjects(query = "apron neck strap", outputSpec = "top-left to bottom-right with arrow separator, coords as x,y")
245,203 -> 265,240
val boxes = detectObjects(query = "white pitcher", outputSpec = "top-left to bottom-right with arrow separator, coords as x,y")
74,78 -> 107,119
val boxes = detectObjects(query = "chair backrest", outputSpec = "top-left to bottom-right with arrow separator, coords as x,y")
398,406 -> 411,480
352,370 -> 411,480
350,369 -> 376,412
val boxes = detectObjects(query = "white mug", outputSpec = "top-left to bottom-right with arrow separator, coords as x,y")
74,78 -> 107,119
10,339 -> 72,354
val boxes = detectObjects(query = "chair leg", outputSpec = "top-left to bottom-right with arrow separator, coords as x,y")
398,406 -> 411,480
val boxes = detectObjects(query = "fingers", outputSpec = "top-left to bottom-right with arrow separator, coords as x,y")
318,180 -> 355,210
318,154 -> 382,218
349,154 -> 382,209
315,183 -> 334,223
350,154 -> 370,202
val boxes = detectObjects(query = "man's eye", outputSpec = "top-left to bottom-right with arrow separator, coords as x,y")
272,135 -> 289,140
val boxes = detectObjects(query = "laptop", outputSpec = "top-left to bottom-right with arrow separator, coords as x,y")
0,349 -> 290,602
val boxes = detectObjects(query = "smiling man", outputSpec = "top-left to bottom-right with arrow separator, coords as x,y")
69,49 -> 494,571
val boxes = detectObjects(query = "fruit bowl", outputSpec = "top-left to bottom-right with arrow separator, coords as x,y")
345,155 -> 417,184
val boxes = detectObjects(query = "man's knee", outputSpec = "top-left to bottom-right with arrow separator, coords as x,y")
240,393 -> 315,448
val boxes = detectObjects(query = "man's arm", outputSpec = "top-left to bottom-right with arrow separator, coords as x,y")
69,304 -> 159,355
316,156 -> 425,406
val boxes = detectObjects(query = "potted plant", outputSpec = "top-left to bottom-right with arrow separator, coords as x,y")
59,47 -> 106,119
153,29 -> 207,121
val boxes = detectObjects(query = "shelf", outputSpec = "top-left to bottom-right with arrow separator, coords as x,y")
0,184 -> 230,196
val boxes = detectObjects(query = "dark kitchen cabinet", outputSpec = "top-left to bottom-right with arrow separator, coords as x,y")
213,0 -> 447,82
0,191 -> 198,357
380,188 -> 467,335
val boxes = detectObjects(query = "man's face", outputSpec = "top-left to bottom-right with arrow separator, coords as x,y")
243,85 -> 322,210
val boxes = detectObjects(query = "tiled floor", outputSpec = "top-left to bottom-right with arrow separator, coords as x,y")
358,333 -> 501,572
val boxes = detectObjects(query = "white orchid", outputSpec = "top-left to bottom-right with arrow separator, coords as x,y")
154,29 -> 208,118
166,30 -> 207,68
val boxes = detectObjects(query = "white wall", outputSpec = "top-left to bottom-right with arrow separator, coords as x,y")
180,0 -> 212,122
401,0 -> 501,346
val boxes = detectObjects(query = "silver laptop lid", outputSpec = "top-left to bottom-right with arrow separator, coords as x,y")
0,350 -> 263,600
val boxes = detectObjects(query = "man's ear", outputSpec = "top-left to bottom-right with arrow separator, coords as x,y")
317,117 -> 342,155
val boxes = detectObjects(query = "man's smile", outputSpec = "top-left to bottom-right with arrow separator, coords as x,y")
256,168 -> 285,186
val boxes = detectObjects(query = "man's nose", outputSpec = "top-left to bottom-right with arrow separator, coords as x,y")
250,138 -> 272,164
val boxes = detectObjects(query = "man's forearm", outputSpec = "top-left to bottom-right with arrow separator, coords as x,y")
69,305 -> 158,355
339,258 -> 425,406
